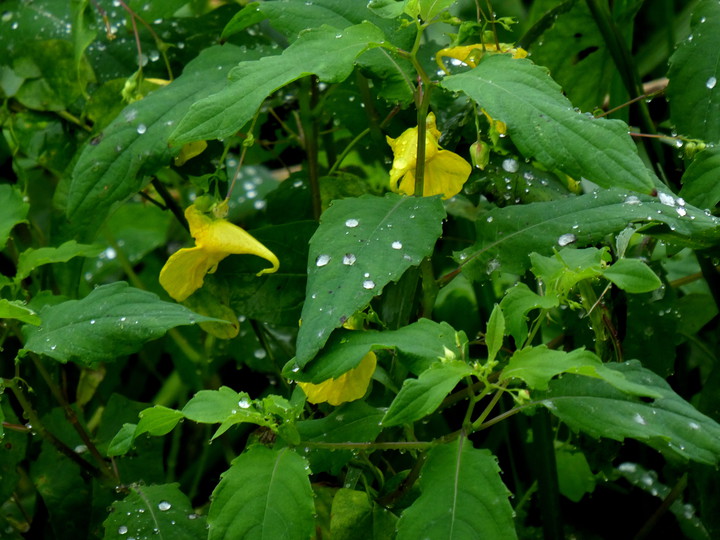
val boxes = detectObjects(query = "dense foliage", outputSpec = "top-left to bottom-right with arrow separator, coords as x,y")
2,0 -> 720,538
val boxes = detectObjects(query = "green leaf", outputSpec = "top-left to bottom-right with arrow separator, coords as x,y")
418,0 -> 456,20
136,405 -> 184,437
0,299 -> 41,325
456,189 -> 720,283
396,438 -> 517,540
602,258 -> 661,293
66,44 -> 266,229
667,0 -> 720,142
530,247 -> 608,296
171,23 -> 388,144
382,360 -> 472,427
296,193 -> 446,366
501,346 -> 662,398
107,423 -> 137,458
0,184 -> 29,249
537,360 -> 720,465
499,283 -> 559,347
15,240 -> 103,281
295,401 -> 384,475
293,319 -> 466,382
680,145 -> 720,208
208,446 -> 314,540
556,448 -> 595,502
442,55 -> 655,193
103,483 -> 206,540
486,304 -> 505,364
21,282 -> 218,366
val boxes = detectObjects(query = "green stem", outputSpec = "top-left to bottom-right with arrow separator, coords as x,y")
152,178 -> 188,231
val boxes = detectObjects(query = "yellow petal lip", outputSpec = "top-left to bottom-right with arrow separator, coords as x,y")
436,43 -> 528,72
299,351 -> 377,406
387,112 -> 471,200
159,204 -> 279,302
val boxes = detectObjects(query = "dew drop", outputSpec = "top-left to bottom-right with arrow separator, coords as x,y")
658,192 -> 675,206
315,254 -> 331,267
633,413 -> 647,425
158,501 -> 172,511
676,207 -> 687,217
706,76 -> 717,90
253,349 -> 267,359
624,195 -> 641,205
118,525 -> 128,535
237,397 -> 251,409
90,319 -> 96,325
345,218 -> 359,228
502,158 -> 519,173
362,280 -> 375,290
391,241 -> 402,250
136,123 -> 147,134
342,253 -> 356,265
486,216 -> 494,223
557,233 -> 576,247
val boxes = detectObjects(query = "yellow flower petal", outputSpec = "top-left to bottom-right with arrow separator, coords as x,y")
436,43 -> 528,73
387,113 -> 471,199
159,204 -> 279,301
299,351 -> 377,406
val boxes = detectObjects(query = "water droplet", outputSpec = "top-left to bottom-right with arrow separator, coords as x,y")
633,413 -> 647,425
253,349 -> 267,359
345,218 -> 359,228
362,280 -> 375,290
118,525 -> 128,534
391,241 -> 402,250
502,158 -> 519,173
237,397 -> 251,409
706,76 -> 717,90
688,421 -> 700,430
136,124 -> 147,134
486,216 -> 494,223
342,253 -> 356,265
557,233 -> 576,247
90,319 -> 96,325
624,195 -> 641,205
658,192 -> 675,206
315,254 -> 331,267
188,513 -> 199,520
676,207 -> 687,217
158,501 -> 172,511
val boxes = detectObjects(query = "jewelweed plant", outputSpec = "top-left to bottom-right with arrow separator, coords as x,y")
2,0 -> 720,538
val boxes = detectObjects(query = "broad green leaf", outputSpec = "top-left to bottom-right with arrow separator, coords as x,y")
418,0 -> 455,20
292,319 -> 466,383
530,247 -> 608,296
295,194 -> 445,366
537,360 -> 720,465
295,401 -> 384,475
0,299 -> 41,325
667,0 -> 720,143
455,189 -> 720,283
556,448 -> 595,503
103,483 -> 206,540
330,488 -> 398,540
382,360 -> 472,427
499,283 -> 559,347
396,438 -> 517,540
442,55 -> 655,193
171,23 -> 388,144
501,346 -> 662,398
679,145 -> 720,208
486,304 -> 505,364
136,405 -> 184,437
15,240 -> 102,281
0,184 -> 29,249
21,282 -> 219,366
208,446 -> 314,540
66,44 -> 266,229
368,0 -> 408,18
602,258 -> 661,293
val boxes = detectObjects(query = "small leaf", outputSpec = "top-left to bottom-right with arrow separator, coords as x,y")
499,283 -> 559,348
602,258 -> 662,293
442,55 -> 656,193
21,282 -> 219,366
103,483 -> 206,540
296,193 -> 446,366
486,304 -> 505,364
396,438 -> 517,539
136,406 -> 184,437
15,240 -> 103,281
0,299 -> 41,325
501,346 -> 662,398
537,360 -> 720,465
679,145 -> 720,208
0,184 -> 29,249
208,446 -> 314,540
106,423 -> 137,458
382,360 -> 472,427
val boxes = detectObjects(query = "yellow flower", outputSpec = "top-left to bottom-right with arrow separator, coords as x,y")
386,112 -> 471,199
299,351 -> 377,406
436,43 -> 528,73
159,203 -> 279,302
